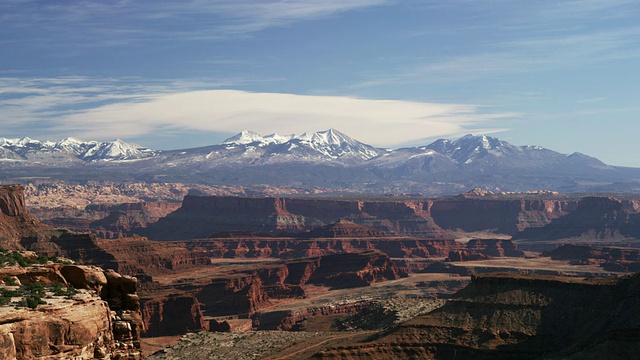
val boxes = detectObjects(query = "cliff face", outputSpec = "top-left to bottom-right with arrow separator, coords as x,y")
37,202 -> 181,239
94,237 -> 210,276
0,263 -> 143,360
288,250 -> 406,289
183,237 -> 461,259
315,273 -> 640,359
142,195 -> 579,241
20,233 -> 211,278
430,198 -> 577,234
513,196 -> 640,245
0,185 -> 56,249
154,196 -> 306,239
0,185 -> 26,217
143,196 -> 448,240
141,295 -> 207,337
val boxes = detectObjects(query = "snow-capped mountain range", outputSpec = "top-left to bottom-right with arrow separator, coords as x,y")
0,129 -> 637,194
220,129 -> 381,162
0,136 -> 155,161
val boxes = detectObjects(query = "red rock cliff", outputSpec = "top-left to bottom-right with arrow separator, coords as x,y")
144,196 -> 448,240
0,185 -> 26,217
513,196 -> 640,245
430,198 -> 577,234
0,185 -> 56,249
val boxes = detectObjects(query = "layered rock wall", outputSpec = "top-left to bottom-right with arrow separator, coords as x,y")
430,198 -> 577,234
513,196 -> 640,243
144,195 -> 578,241
37,201 -> 181,239
183,238 -> 461,259
141,295 -> 207,337
0,185 -> 56,249
0,185 -> 26,217
144,196 -> 448,240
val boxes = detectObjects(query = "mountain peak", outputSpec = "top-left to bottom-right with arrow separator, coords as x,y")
223,130 -> 264,145
15,137 -> 38,147
58,137 -> 85,144
220,129 -> 381,161
299,128 -> 355,146
223,130 -> 295,146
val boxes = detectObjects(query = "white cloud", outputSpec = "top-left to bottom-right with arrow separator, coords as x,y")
47,89 -> 513,147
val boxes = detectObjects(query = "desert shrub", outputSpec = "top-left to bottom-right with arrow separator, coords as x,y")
2,276 -> 17,286
20,281 -> 46,309
23,294 -> 46,309
0,249 -> 57,267
0,250 -> 31,267
0,288 -> 20,306
50,282 -> 78,298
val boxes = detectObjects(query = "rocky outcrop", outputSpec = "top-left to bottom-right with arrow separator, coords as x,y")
315,273 -> 640,359
0,262 -> 143,359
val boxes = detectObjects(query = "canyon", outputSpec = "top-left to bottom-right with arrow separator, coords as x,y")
68,193 -> 578,241
3,183 -> 640,358
313,273 -> 640,359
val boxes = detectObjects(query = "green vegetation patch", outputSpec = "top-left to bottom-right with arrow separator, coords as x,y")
0,248 -> 68,267
0,281 -> 80,309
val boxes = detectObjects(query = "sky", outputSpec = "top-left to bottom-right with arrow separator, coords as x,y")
1,0 -> 639,166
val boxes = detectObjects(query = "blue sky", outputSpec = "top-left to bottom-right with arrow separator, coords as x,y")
1,0 -> 639,165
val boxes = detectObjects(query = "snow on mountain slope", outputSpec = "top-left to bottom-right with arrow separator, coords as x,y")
0,129 -> 614,179
223,130 -> 294,145
424,134 -> 580,169
81,139 -> 156,161
220,128 -> 381,163
0,137 -> 155,161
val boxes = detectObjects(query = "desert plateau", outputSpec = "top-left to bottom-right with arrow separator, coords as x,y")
2,181 -> 640,359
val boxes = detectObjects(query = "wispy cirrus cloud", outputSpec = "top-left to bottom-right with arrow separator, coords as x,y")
352,26 -> 640,88
0,0 -> 391,47
0,77 -> 514,148
350,1 -> 640,89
